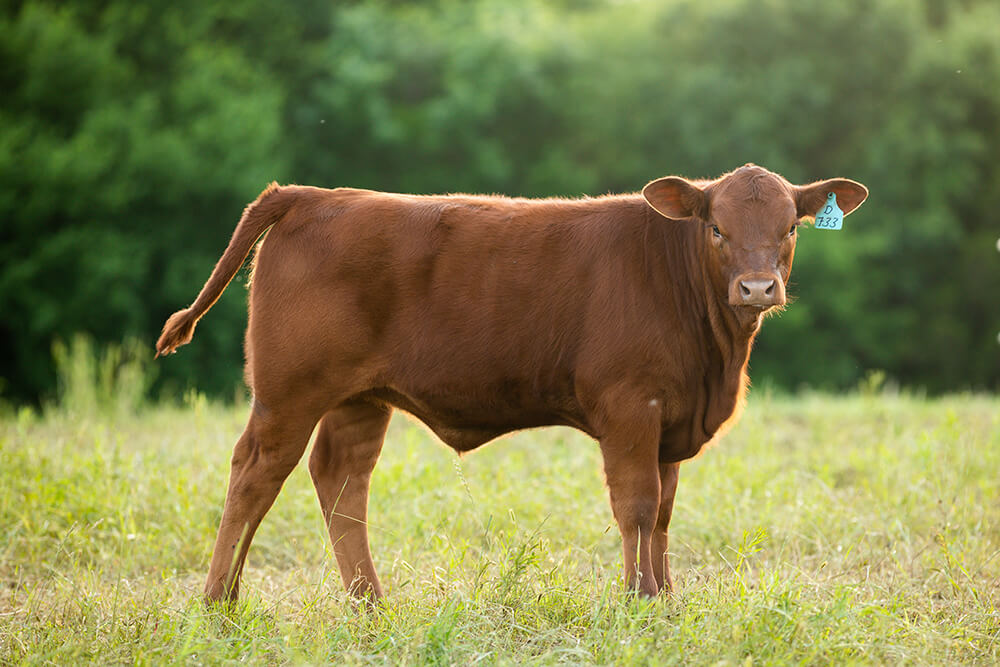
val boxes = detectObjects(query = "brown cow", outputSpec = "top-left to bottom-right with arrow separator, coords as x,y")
156,164 -> 867,602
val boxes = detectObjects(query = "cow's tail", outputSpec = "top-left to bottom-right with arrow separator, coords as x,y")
155,182 -> 292,357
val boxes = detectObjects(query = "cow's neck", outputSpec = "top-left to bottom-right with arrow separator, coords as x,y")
688,223 -> 761,444
704,280 -> 760,366
665,216 -> 761,371
705,278 -> 758,379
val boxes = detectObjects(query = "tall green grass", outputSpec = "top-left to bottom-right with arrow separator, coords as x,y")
1,344 -> 997,664
49,334 -> 155,418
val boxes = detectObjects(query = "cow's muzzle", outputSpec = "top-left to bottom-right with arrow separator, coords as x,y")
730,272 -> 785,307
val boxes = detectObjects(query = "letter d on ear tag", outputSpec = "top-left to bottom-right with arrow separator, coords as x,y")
814,192 -> 843,230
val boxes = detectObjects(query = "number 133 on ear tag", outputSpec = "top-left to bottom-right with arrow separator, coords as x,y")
814,192 -> 843,230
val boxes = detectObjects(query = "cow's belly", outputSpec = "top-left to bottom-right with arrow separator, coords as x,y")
366,385 -> 590,452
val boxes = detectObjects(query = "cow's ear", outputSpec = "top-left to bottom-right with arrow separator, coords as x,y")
643,177 -> 708,221
794,178 -> 869,219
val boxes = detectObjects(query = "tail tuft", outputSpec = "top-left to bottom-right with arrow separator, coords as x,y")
155,308 -> 198,357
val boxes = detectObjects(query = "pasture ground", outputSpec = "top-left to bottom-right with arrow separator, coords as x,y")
2,391 -> 998,664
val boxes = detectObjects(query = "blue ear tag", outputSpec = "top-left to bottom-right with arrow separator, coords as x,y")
814,192 -> 843,230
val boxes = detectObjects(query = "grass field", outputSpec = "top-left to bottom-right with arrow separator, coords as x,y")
2,390 -> 998,664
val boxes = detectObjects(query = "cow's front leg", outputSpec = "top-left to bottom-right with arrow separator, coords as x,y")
598,415 -> 661,598
651,461 -> 680,593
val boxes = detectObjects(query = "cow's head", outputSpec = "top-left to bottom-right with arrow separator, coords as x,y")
642,164 -> 868,313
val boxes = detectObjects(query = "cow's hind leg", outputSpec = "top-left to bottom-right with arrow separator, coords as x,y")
308,401 -> 391,601
204,403 -> 320,603
651,461 -> 680,593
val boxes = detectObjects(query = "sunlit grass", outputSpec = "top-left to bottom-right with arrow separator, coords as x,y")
2,391 -> 998,664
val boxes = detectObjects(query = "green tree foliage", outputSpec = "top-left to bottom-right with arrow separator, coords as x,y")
1,0 -> 997,402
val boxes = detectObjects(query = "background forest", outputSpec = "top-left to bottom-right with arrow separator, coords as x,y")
2,0 -> 999,404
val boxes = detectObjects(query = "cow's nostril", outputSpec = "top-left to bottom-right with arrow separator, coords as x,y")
736,277 -> 780,305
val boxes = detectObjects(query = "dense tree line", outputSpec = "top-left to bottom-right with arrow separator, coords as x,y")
2,0 -> 998,403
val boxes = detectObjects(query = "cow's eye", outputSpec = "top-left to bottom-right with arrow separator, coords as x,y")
711,225 -> 723,239
787,224 -> 797,237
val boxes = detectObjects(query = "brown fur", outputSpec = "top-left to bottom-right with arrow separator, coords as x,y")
157,164 -> 867,602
